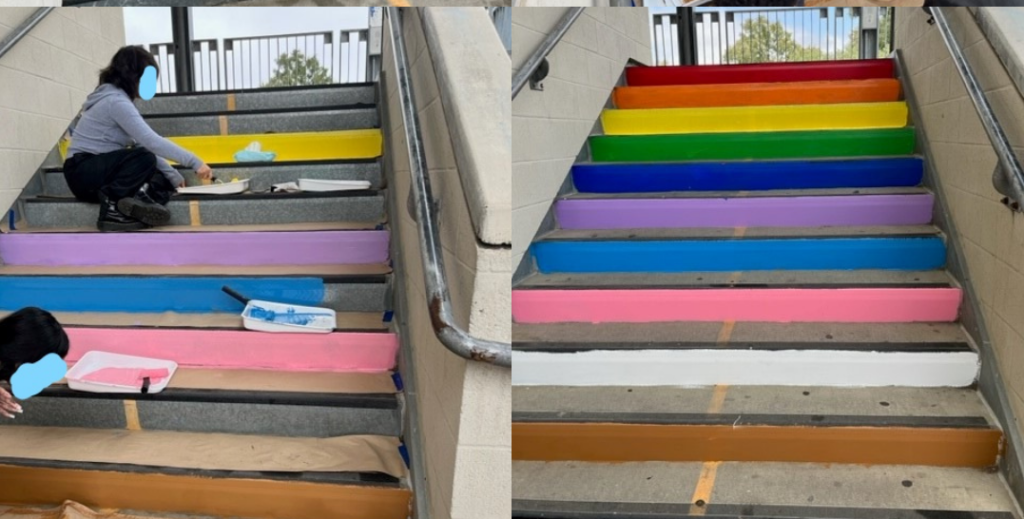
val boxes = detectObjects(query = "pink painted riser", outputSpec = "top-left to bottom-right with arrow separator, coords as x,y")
511,288 -> 963,323
64,328 -> 398,372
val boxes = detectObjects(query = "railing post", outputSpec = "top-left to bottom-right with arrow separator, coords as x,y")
676,7 -> 697,66
368,7 -> 383,82
860,7 -> 879,59
170,7 -> 195,93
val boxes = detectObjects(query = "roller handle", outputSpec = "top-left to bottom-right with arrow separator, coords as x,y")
221,286 -> 250,305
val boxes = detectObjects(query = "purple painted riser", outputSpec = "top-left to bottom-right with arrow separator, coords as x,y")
556,194 -> 934,229
0,231 -> 390,266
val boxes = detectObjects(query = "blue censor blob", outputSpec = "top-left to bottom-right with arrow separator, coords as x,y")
139,65 -> 157,101
11,353 -> 67,400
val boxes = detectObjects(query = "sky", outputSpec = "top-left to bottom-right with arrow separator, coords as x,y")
123,7 -> 373,91
647,6 -> 863,66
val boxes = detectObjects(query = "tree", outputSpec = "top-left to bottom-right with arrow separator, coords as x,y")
265,50 -> 331,88
724,16 -> 825,64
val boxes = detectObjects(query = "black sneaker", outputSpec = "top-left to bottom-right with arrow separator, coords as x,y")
97,193 -> 147,232
116,183 -> 171,226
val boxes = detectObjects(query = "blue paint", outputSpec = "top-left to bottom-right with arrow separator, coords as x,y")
532,237 -> 947,273
247,305 -> 330,326
572,157 -> 923,193
383,310 -> 394,322
398,443 -> 410,468
391,372 -> 404,391
7,209 -> 14,232
0,277 -> 325,313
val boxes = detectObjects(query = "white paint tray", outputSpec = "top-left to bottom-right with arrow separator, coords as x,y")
297,179 -> 371,192
242,299 -> 337,334
66,351 -> 178,394
177,178 -> 250,195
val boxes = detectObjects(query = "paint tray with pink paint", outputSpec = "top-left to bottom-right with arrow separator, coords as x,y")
66,351 -> 178,394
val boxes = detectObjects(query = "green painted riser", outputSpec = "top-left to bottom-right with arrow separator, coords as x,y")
589,128 -> 917,163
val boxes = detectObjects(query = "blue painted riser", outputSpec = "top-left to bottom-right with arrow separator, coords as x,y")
532,237 -> 947,273
0,277 -> 325,313
572,157 -> 924,193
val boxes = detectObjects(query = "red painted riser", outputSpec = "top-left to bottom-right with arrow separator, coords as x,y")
626,59 -> 895,87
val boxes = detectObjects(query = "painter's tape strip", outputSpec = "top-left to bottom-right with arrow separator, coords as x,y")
124,400 -> 141,431
219,115 -> 229,136
688,461 -> 721,516
226,93 -> 236,111
189,200 -> 201,226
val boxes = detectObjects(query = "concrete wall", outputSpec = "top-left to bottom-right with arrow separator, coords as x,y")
896,8 -> 1024,436
511,7 -> 651,273
382,8 -> 511,519
0,7 -> 124,214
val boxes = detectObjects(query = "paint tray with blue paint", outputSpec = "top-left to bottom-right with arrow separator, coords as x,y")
222,286 -> 336,334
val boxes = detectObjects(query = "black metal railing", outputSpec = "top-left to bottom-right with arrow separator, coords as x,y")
149,29 -> 370,94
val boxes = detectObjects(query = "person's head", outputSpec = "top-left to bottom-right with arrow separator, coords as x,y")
0,307 -> 70,382
99,46 -> 159,100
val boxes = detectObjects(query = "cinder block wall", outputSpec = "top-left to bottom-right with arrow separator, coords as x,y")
511,7 -> 652,274
382,9 -> 511,519
0,7 -> 125,214
896,8 -> 1024,432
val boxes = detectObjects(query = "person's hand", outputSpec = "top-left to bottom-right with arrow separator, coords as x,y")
178,181 -> 186,189
0,386 -> 22,419
196,163 -> 213,181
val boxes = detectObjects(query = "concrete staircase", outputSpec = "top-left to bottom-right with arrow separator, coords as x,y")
0,83 -> 412,518
512,59 -> 1021,518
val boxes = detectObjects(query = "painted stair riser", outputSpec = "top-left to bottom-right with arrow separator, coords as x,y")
512,422 -> 998,466
44,161 -> 383,196
590,128 -> 916,163
0,277 -> 329,313
65,328 -> 398,372
555,194 -> 934,230
511,288 -> 962,323
625,59 -> 895,86
146,108 -> 379,137
138,85 -> 376,115
6,397 -> 399,438
613,78 -> 902,109
167,129 -> 382,162
572,158 -> 924,193
512,350 -> 977,387
601,103 -> 908,136
0,231 -> 389,266
23,195 -> 383,228
532,238 -> 947,273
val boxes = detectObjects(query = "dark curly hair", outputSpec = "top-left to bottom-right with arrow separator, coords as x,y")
0,307 -> 70,382
99,45 -> 159,100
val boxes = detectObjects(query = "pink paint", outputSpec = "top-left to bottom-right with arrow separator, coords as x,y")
512,288 -> 962,323
81,367 -> 170,387
64,328 -> 398,372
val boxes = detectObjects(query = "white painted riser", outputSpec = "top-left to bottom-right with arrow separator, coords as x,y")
512,350 -> 980,387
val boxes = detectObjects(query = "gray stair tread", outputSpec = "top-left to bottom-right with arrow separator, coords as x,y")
6,221 -> 381,233
137,83 -> 375,115
0,263 -> 391,278
542,225 -> 942,241
145,107 -> 378,136
513,386 -> 989,420
565,186 -> 930,200
513,461 -> 1017,514
514,322 -> 969,347
518,270 -> 954,289
55,369 -> 397,395
0,310 -> 385,330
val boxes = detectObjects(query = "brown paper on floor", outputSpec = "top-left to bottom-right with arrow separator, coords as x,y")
1,501 -> 164,519
0,427 -> 407,478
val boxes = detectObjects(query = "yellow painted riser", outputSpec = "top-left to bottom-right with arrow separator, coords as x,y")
601,102 -> 909,136
60,129 -> 382,163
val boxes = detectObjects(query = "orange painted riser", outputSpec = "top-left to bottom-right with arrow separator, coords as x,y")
512,423 -> 1003,468
0,465 -> 411,519
613,79 -> 902,109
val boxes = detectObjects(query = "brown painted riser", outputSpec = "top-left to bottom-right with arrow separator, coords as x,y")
0,465 -> 411,519
513,423 -> 1003,468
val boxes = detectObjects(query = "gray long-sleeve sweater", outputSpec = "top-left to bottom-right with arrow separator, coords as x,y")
66,84 -> 202,187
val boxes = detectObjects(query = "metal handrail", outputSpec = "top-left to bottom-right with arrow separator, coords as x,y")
512,8 -> 584,99
930,7 -> 1024,212
0,8 -> 53,61
385,8 -> 511,368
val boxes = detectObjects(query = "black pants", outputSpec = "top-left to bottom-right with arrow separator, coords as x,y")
63,147 -> 174,205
